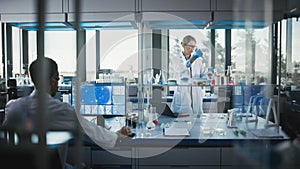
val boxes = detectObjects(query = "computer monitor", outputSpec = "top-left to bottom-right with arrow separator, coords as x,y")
79,83 -> 126,116
81,85 -> 112,105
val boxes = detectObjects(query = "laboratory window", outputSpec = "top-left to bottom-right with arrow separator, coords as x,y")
0,23 -> 2,78
45,31 -> 77,76
4,28 -> 78,79
231,27 -> 272,85
99,29 -> 138,78
214,29 -> 226,73
28,30 -> 77,76
285,18 -> 300,89
28,31 -> 37,67
12,27 -> 21,75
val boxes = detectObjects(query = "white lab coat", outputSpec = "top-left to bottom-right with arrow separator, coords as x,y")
3,90 -> 118,148
171,52 -> 207,115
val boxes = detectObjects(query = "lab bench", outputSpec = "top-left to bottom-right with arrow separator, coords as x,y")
72,113 -> 290,169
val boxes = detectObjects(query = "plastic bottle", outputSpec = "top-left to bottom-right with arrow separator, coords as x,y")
226,66 -> 234,85
214,71 -> 220,85
207,67 -> 215,86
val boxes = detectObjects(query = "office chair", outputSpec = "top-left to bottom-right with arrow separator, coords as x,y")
0,127 -> 63,169
245,95 -> 264,123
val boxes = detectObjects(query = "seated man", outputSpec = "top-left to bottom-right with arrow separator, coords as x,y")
2,57 -> 131,168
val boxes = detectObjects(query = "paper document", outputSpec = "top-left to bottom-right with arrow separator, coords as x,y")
163,128 -> 190,137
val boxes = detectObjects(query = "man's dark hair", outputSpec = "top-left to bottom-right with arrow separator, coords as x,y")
29,57 -> 58,88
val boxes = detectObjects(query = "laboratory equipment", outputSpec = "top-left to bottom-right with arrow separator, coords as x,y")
146,105 -> 156,130
151,107 -> 158,126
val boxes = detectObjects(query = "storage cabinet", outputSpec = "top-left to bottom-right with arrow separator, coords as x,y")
141,0 -> 211,12
86,146 -> 277,168
139,166 -> 219,169
91,148 -> 132,167
87,147 -> 222,168
138,147 -> 220,167
68,0 -> 136,13
0,0 -> 64,14
221,147 -> 264,169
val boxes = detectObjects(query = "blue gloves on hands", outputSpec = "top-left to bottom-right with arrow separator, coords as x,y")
186,48 -> 203,68
186,60 -> 192,68
191,48 -> 203,60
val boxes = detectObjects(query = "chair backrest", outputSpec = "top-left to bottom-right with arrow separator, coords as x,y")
245,85 -> 276,116
0,144 -> 62,169
258,97 -> 271,116
246,95 -> 272,116
0,128 -> 63,169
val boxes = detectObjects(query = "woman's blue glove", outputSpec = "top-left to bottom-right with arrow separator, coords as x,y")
186,48 -> 203,68
191,48 -> 203,60
186,60 -> 192,68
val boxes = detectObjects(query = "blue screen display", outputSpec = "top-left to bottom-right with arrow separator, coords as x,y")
80,85 -> 112,105
79,83 -> 126,115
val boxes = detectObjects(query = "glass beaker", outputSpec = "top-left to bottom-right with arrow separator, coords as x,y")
150,107 -> 158,126
146,106 -> 156,130
146,118 -> 155,131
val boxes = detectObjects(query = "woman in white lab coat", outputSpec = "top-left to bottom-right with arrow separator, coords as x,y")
171,35 -> 207,115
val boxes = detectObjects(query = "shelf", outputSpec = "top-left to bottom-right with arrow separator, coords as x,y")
127,84 -> 278,88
